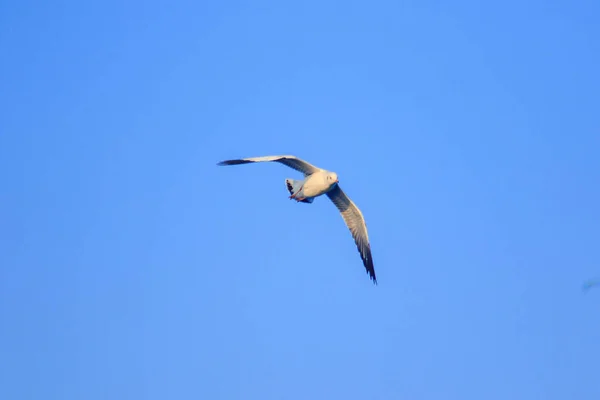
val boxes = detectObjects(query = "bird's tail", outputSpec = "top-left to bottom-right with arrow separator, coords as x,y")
285,178 -> 302,196
285,178 -> 313,203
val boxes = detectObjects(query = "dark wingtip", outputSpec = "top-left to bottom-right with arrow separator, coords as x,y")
217,159 -> 253,166
363,247 -> 377,285
216,160 -> 235,166
369,270 -> 378,285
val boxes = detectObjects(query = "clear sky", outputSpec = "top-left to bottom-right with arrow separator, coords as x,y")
1,1 -> 599,399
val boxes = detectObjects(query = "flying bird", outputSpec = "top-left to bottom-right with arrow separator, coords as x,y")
216,155 -> 377,284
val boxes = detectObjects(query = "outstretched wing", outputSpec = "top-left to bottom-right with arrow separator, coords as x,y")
326,184 -> 376,284
217,155 -> 321,176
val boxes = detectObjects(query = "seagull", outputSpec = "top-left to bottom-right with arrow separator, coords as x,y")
216,155 -> 377,284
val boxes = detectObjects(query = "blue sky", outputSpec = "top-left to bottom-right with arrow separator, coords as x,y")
1,0 -> 599,399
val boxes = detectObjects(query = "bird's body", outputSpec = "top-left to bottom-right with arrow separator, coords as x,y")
286,170 -> 339,201
217,155 -> 377,284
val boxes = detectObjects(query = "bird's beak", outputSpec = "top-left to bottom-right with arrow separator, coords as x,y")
335,179 -> 339,183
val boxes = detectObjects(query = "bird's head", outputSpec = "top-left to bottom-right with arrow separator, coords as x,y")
326,172 -> 339,186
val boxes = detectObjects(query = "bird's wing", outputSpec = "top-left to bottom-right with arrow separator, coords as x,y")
217,155 -> 321,176
326,184 -> 376,283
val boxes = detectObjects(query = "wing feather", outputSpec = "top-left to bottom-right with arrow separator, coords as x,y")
217,155 -> 320,176
326,185 -> 377,283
